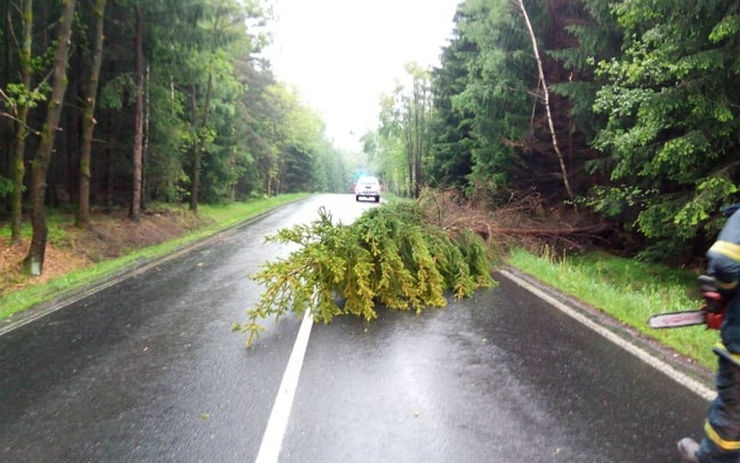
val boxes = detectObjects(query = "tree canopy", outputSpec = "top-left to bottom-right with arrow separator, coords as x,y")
366,0 -> 739,260
0,0 -> 352,274
2,0 -> 738,269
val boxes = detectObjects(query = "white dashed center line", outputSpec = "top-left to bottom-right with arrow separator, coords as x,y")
255,310 -> 314,463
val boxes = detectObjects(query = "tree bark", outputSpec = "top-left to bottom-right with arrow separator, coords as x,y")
76,0 -> 107,227
190,71 -> 213,213
413,82 -> 421,198
141,64 -> 150,211
129,1 -> 143,221
25,0 -> 77,275
516,0 -> 576,203
404,118 -> 413,197
10,0 -> 33,244
105,127 -> 114,214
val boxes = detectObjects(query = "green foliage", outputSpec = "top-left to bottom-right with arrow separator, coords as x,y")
98,73 -> 135,110
429,24 -> 477,191
2,82 -> 49,110
235,203 -> 494,347
365,63 -> 433,198
424,0 -> 737,259
451,0 -> 535,191
592,0 -> 740,252
0,176 -> 12,199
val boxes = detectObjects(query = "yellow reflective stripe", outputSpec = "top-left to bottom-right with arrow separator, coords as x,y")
705,421 -> 740,450
717,279 -> 739,290
710,241 -> 740,262
713,341 -> 740,363
714,342 -> 740,369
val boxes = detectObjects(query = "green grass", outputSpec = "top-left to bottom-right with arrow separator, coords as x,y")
0,194 -> 308,321
0,209 -> 74,245
379,192 -> 409,204
506,247 -> 718,369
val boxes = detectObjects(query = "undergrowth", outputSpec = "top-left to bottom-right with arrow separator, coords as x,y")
234,203 -> 495,347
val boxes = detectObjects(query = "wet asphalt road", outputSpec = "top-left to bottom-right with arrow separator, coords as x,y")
0,194 -> 713,462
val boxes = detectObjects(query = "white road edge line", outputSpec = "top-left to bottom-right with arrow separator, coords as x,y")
500,269 -> 715,402
255,310 -> 314,463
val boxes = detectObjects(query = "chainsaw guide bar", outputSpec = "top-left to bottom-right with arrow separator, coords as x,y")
648,311 -> 705,329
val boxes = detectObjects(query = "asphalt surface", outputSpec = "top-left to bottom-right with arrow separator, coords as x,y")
0,194 -> 713,462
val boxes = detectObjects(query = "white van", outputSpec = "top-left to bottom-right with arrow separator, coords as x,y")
354,176 -> 381,203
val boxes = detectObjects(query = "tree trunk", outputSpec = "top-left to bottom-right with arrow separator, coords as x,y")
141,64 -> 150,211
10,0 -> 33,244
405,122 -> 413,198
76,0 -> 107,227
190,71 -> 213,213
516,0 -> 576,203
413,80 -> 424,198
129,1 -> 143,221
25,0 -> 77,276
2,2 -> 11,83
105,128 -> 114,214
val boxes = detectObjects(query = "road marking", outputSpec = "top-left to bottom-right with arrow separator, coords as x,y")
255,310 -> 314,463
500,269 -> 715,401
0,204 -> 299,338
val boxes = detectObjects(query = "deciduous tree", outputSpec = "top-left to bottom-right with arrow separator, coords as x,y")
76,0 -> 107,227
25,0 -> 77,275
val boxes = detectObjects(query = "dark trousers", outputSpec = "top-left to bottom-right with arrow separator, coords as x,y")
699,354 -> 740,462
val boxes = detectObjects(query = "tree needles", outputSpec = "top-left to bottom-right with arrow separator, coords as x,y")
234,203 -> 494,348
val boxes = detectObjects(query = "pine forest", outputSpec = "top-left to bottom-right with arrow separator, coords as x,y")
1,0 -> 738,276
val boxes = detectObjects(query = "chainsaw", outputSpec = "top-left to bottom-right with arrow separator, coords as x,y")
648,275 -> 727,330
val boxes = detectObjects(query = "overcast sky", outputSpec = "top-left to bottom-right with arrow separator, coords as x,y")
262,0 -> 462,152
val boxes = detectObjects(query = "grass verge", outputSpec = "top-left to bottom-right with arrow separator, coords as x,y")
506,247 -> 718,369
0,194 -> 308,321
379,192 -> 408,204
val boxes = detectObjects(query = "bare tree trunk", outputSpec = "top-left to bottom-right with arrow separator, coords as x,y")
404,121 -> 414,197
2,2 -> 11,79
10,0 -> 33,244
25,0 -> 77,275
141,64 -> 150,211
105,131 -> 114,213
515,0 -> 576,203
104,60 -> 116,214
41,2 -> 49,49
190,71 -> 213,213
76,0 -> 107,227
129,1 -> 143,220
413,83 -> 421,198
413,78 -> 426,198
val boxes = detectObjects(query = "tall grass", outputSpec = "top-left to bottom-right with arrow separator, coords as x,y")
507,247 -> 718,369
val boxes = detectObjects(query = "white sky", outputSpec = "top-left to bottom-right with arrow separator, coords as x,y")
262,0 -> 462,152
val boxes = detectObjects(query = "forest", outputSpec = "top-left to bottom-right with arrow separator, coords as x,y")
364,0 -> 739,262
1,0 -> 739,278
0,0 -> 351,274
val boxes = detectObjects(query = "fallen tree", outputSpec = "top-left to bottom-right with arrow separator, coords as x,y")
234,203 -> 495,347
418,189 -> 610,253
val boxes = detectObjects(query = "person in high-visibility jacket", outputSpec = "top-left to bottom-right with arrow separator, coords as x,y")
680,205 -> 740,463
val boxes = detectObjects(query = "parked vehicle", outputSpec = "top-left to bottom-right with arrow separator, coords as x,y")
354,176 -> 381,203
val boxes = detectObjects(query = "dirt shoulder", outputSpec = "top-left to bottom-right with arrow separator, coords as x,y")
1,207 -> 209,297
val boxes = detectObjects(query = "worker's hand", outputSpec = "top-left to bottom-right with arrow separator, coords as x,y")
705,309 -> 724,330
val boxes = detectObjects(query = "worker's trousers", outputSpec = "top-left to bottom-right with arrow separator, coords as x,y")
699,351 -> 740,462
